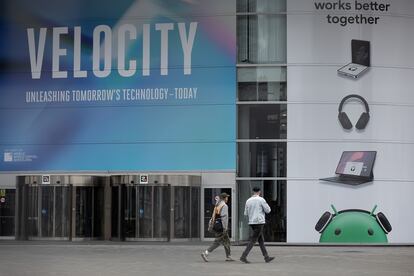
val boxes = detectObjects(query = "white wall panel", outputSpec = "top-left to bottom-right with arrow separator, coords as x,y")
287,14 -> 414,67
287,180 -> 414,243
286,0 -> 414,243
287,142 -> 414,180
287,0 -> 414,15
201,172 -> 235,187
288,104 -> 414,141
287,66 -> 414,103
0,174 -> 16,188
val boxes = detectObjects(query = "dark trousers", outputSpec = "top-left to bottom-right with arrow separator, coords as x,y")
207,231 -> 231,257
241,224 -> 268,259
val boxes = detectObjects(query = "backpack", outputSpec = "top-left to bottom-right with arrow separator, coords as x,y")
212,216 -> 223,233
208,204 -> 224,233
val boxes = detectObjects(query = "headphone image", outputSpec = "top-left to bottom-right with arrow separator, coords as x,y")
338,94 -> 370,130
315,205 -> 392,244
315,205 -> 392,234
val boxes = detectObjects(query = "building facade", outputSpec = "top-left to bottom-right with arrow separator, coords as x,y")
1,0 -> 413,243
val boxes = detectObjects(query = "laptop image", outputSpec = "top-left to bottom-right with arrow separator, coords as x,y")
337,40 -> 370,79
320,151 -> 376,185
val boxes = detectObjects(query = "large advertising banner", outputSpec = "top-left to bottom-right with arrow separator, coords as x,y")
0,0 -> 236,171
287,0 -> 414,243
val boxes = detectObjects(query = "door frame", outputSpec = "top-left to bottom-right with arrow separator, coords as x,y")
0,188 -> 16,240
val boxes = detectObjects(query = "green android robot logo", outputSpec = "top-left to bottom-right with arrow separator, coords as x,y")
315,205 -> 392,243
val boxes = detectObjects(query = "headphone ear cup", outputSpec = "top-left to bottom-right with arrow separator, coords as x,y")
338,112 -> 352,130
355,112 -> 370,130
376,212 -> 392,234
315,212 -> 333,233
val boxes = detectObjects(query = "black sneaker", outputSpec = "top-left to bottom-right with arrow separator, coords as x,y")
265,256 -> 275,263
240,257 -> 250,263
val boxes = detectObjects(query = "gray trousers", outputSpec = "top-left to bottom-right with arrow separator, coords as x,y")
241,224 -> 269,259
207,231 -> 231,257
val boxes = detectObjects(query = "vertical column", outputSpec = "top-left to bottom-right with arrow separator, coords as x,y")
71,186 -> 76,240
169,186 -> 174,240
52,186 -> 56,237
68,185 -> 73,241
38,186 -> 42,238
103,178 -> 112,240
135,186 -> 139,239
16,182 -> 26,240
91,187 -> 95,238
151,186 -> 154,239
189,187 -> 192,239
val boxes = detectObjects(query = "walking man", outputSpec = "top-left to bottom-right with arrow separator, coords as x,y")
201,192 -> 234,262
240,187 -> 275,263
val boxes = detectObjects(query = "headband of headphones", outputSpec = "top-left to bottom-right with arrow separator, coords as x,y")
338,94 -> 370,113
315,205 -> 392,234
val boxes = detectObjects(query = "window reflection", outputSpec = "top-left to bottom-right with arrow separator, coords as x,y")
237,15 -> 287,64
238,180 -> 286,242
237,0 -> 287,13
238,142 -> 286,177
238,82 -> 287,101
238,104 -> 287,139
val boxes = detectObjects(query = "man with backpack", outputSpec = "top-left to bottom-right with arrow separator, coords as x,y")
201,192 -> 234,262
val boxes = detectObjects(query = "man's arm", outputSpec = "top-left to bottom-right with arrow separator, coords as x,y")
262,198 -> 271,214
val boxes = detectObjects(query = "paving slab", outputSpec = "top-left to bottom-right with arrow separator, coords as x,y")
0,242 -> 413,276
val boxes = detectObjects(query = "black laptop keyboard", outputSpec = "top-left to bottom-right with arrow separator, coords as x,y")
336,175 -> 370,185
320,175 -> 371,185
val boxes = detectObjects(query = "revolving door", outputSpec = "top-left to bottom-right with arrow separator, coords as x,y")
24,184 -> 71,240
16,176 -> 104,240
111,175 -> 200,241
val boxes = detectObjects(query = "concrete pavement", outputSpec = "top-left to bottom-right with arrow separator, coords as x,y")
0,241 -> 413,276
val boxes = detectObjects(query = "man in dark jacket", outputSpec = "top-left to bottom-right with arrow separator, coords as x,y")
201,192 -> 234,262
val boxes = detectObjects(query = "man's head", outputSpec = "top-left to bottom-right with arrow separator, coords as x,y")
252,187 -> 261,196
219,192 -> 230,203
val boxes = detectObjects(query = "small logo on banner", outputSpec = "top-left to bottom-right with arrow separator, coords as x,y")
140,174 -> 149,184
42,175 -> 51,184
4,152 -> 13,162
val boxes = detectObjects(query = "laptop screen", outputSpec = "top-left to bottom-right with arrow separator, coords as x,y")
335,151 -> 376,177
351,39 -> 370,66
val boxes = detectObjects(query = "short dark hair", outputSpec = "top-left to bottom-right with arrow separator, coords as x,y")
252,187 -> 261,193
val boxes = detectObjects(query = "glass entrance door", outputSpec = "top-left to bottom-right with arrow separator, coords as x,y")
110,175 -> 201,242
17,175 -> 106,241
0,189 -> 16,237
120,185 -> 170,241
203,188 -> 232,238
26,185 -> 71,240
75,186 -> 103,239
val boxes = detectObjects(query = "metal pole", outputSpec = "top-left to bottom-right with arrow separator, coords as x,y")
53,186 -> 56,237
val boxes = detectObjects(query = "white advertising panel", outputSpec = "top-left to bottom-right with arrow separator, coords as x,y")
287,0 -> 414,243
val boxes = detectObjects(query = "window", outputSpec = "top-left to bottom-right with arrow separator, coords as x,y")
238,180 -> 286,242
237,15 -> 287,64
237,0 -> 287,13
238,142 -> 286,177
238,104 -> 287,139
